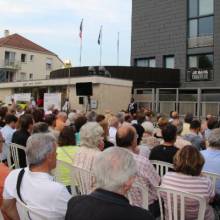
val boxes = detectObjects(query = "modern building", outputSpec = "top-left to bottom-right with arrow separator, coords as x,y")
131,0 -> 220,117
0,30 -> 63,82
131,0 -> 219,87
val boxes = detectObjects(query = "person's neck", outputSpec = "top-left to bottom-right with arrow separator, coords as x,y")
30,164 -> 50,173
163,141 -> 174,146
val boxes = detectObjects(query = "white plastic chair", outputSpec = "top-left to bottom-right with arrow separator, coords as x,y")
150,160 -> 174,177
202,171 -> 220,192
128,181 -> 149,210
52,160 -> 77,195
156,186 -> 206,220
9,143 -> 27,169
72,165 -> 94,195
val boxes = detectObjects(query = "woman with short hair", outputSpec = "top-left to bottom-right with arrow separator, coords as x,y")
161,145 -> 215,220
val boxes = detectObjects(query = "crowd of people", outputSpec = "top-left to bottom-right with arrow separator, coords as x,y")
0,101 -> 220,219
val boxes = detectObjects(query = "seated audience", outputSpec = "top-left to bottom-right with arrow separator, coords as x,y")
141,121 -> 160,149
73,122 -> 104,193
108,116 -> 119,145
0,114 -> 17,161
57,126 -> 80,186
161,145 -> 215,220
74,115 -> 87,146
12,114 -> 33,168
172,120 -> 191,149
116,125 -> 160,217
66,148 -> 155,220
2,133 -> 71,220
149,124 -> 179,164
0,132 -> 10,209
154,117 -> 168,140
32,122 -> 49,134
204,117 -> 218,140
183,119 -> 206,151
182,112 -> 193,136
201,128 -> 220,194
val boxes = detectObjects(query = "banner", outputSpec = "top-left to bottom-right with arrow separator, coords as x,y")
44,93 -> 61,111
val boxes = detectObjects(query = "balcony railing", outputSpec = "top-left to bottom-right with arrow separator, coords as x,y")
0,59 -> 21,70
188,35 -> 214,48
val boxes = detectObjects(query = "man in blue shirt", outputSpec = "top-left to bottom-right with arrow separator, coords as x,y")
201,128 -> 220,194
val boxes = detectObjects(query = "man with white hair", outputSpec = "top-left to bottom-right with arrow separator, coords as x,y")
2,133 -> 71,220
66,148 -> 154,220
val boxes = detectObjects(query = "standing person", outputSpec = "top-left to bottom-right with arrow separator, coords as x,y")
127,98 -> 137,115
62,98 -> 70,113
12,114 -> 33,168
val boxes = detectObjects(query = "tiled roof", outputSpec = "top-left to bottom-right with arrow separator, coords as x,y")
0,33 -> 56,55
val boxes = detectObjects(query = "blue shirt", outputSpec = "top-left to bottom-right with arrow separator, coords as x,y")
201,148 -> 220,194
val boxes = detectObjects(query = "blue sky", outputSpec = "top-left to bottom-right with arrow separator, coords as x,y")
0,0 -> 132,66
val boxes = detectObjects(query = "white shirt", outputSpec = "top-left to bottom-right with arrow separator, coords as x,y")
0,125 -> 16,160
3,167 -> 71,220
108,126 -> 117,145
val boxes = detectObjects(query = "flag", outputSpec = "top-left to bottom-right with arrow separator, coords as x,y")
79,19 -> 83,39
98,26 -> 102,45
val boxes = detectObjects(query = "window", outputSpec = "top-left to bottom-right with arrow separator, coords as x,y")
164,55 -> 175,69
21,54 -> 26,62
29,73 -> 33,80
46,58 -> 52,70
135,57 -> 156,67
188,0 -> 214,38
30,55 -> 34,61
20,72 -> 26,81
188,54 -> 213,69
4,51 -> 16,65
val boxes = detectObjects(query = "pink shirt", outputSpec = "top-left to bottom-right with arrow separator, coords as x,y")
161,172 -> 215,220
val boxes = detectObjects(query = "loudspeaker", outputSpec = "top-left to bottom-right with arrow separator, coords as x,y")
79,97 -> 84,105
76,82 -> 93,96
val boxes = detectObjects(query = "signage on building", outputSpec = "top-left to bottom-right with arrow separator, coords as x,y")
188,69 -> 213,81
44,93 -> 61,111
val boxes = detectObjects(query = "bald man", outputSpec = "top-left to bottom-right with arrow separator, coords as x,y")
116,126 -> 160,218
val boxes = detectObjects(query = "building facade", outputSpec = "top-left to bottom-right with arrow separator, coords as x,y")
131,0 -> 220,88
0,31 -> 63,83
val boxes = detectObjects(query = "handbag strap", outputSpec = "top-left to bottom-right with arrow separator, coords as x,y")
16,168 -> 26,204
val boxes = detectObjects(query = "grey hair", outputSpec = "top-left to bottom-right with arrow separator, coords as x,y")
26,133 -> 56,166
86,111 -> 97,122
92,147 -> 137,192
80,122 -> 103,148
141,121 -> 154,134
208,128 -> 220,149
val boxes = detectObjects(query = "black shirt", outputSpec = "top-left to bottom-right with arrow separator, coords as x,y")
12,129 -> 30,168
65,189 -> 155,220
149,144 -> 179,164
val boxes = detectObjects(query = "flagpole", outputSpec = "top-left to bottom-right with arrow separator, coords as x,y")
99,26 -> 103,66
80,38 -> 82,66
117,32 -> 120,66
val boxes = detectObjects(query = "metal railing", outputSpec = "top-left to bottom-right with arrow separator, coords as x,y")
0,59 -> 21,70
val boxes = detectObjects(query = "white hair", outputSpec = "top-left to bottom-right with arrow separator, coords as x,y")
208,128 -> 220,149
26,133 -> 56,166
92,147 -> 137,192
80,122 -> 103,148
141,121 -> 154,134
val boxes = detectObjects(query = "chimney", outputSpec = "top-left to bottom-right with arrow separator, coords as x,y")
4,30 -> 10,37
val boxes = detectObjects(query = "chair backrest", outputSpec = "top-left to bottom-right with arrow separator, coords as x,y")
16,199 -> 49,220
156,186 -> 206,220
202,171 -> 220,192
53,160 -> 77,195
128,181 -> 149,210
72,165 -> 94,195
9,143 -> 27,169
150,160 -> 174,177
